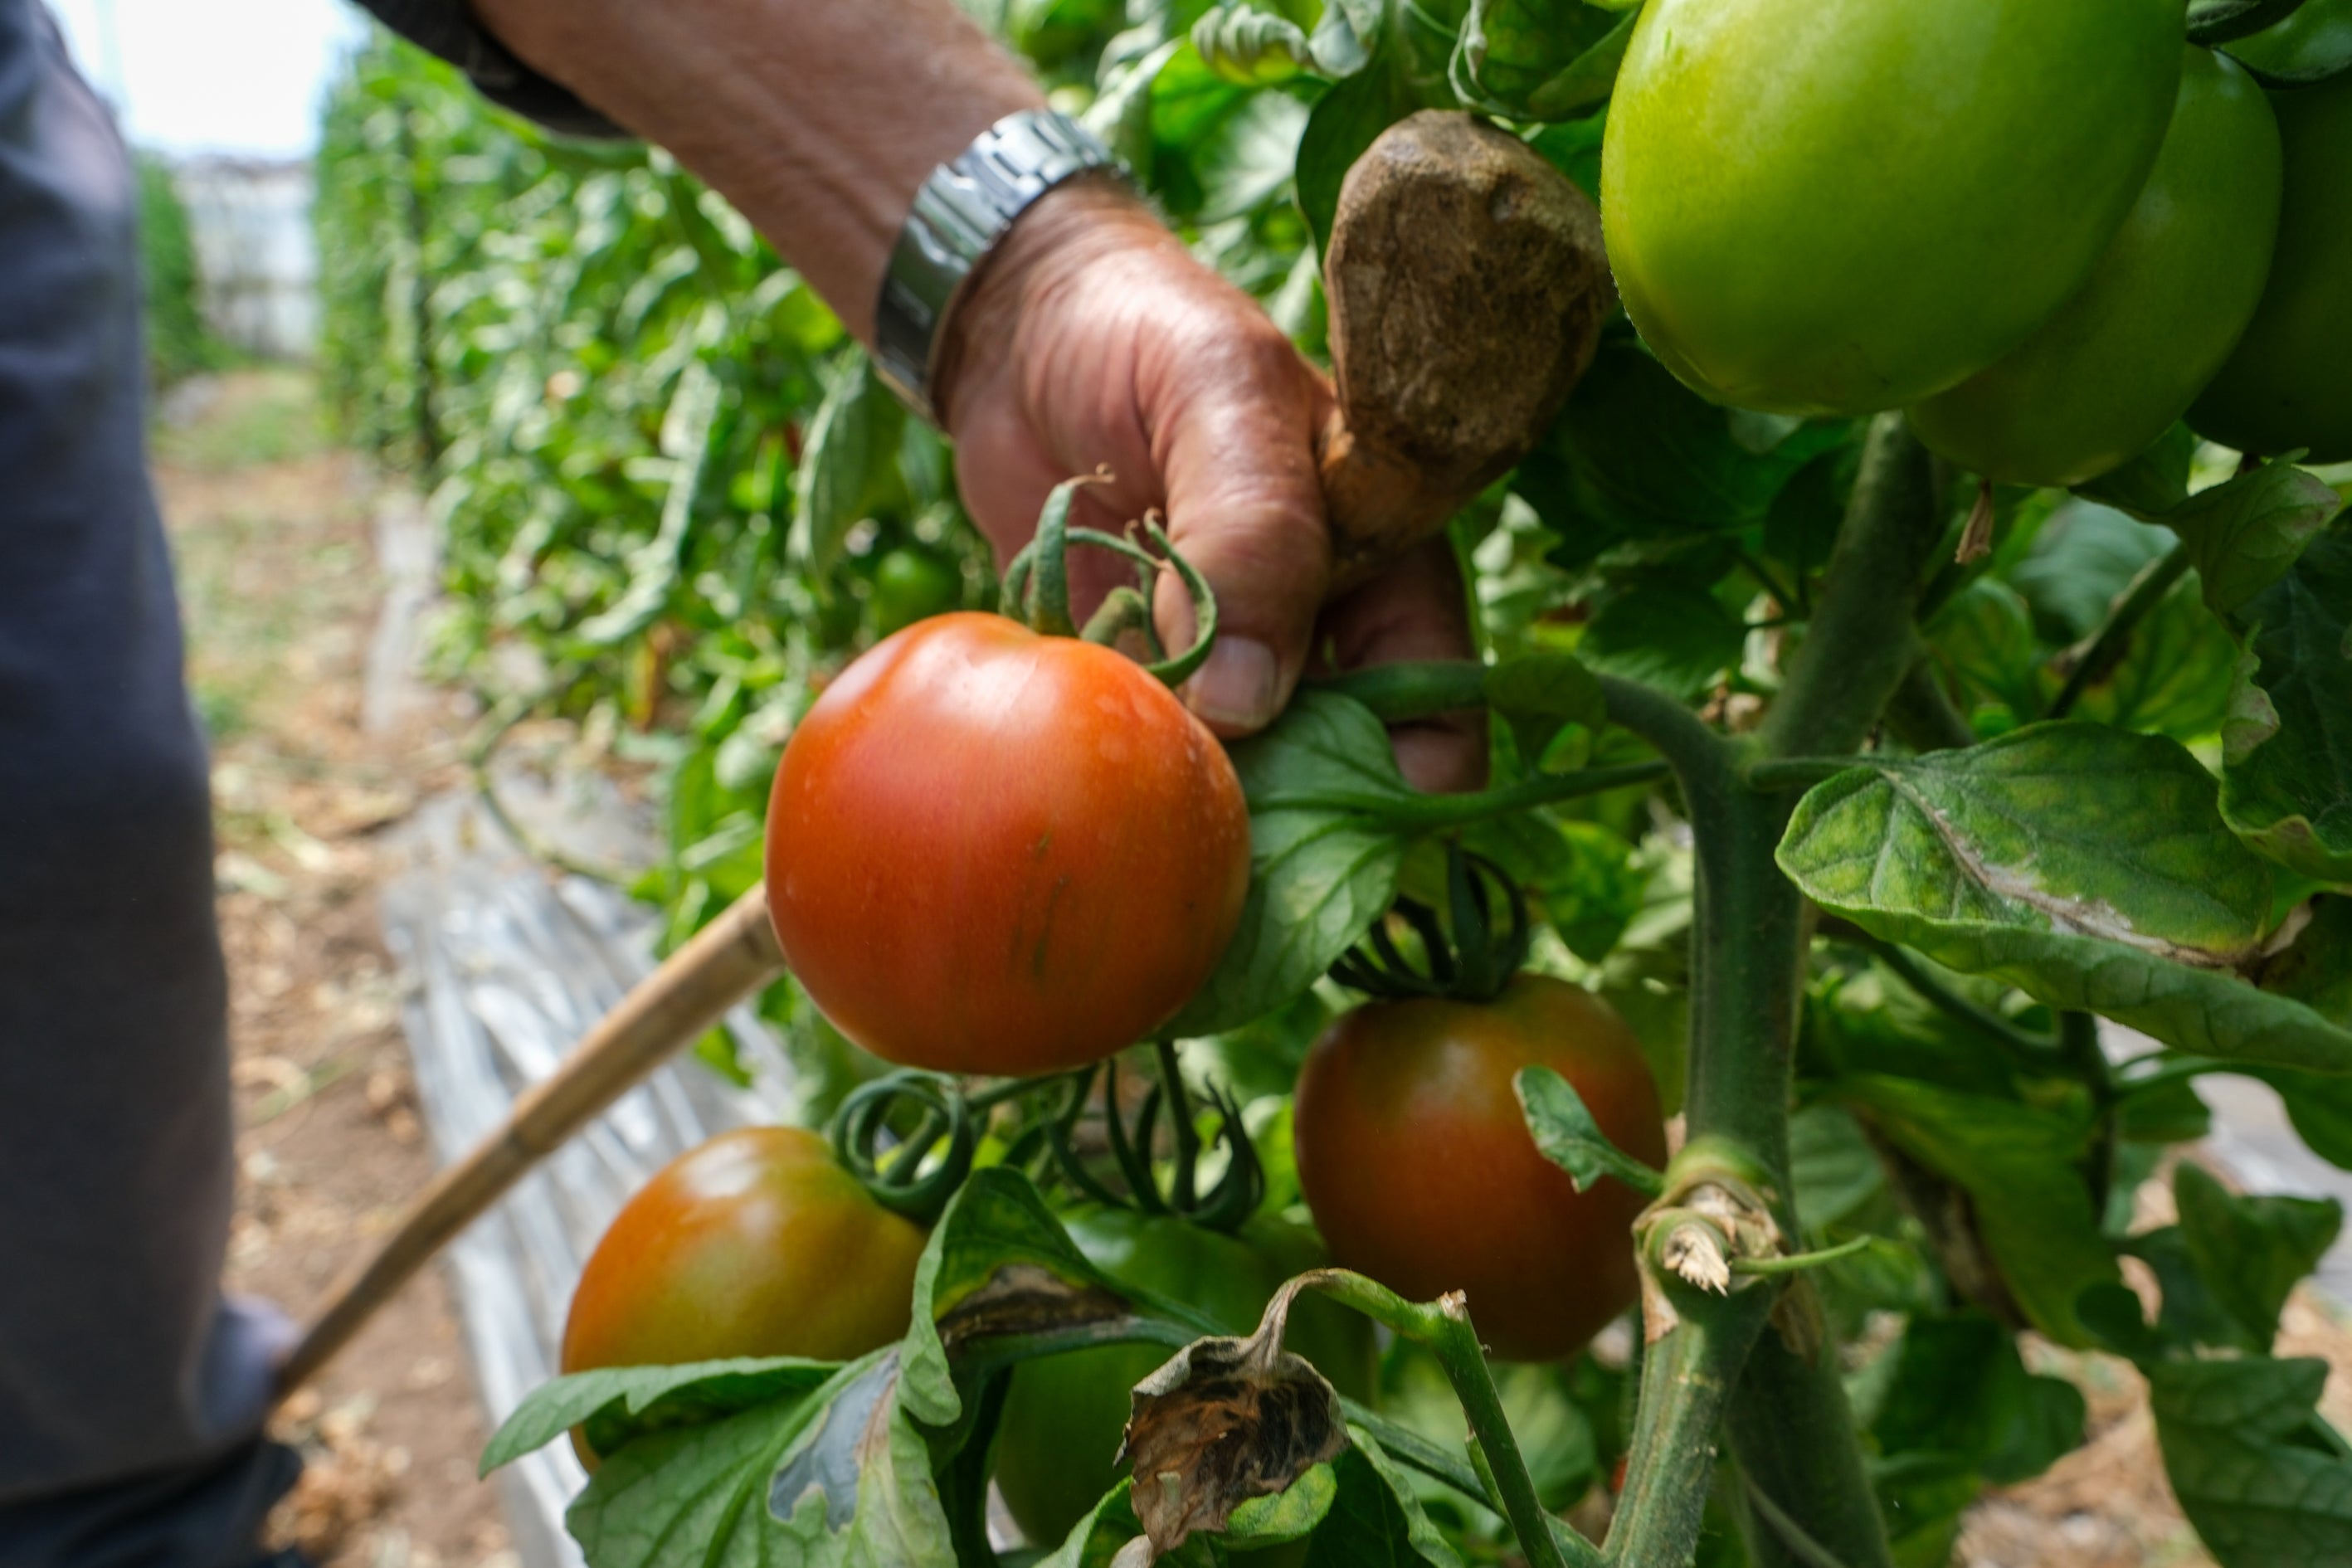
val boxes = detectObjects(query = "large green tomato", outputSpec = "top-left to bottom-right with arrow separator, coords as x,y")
1603,0 -> 2185,416
991,1209 -> 1377,1551
1910,48 -> 2283,486
2189,71 -> 2352,462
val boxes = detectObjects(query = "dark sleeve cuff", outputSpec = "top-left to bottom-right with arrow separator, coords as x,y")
353,0 -> 629,139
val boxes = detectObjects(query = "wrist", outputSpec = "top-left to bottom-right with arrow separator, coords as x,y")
931,176 -> 1176,431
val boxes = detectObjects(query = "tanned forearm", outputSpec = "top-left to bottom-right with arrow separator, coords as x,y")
467,0 -> 1044,340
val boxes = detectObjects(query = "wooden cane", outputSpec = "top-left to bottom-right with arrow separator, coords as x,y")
274,111 -> 1611,1400
274,884 -> 785,1398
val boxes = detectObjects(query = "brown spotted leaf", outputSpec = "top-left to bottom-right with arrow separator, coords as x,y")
1118,1280 -> 1351,1556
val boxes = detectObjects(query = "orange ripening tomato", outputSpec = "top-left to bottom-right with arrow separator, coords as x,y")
561,1127 -> 926,1381
1293,974 -> 1667,1361
765,612 -> 1251,1076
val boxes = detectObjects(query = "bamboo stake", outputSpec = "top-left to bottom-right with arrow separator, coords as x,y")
275,883 -> 786,1399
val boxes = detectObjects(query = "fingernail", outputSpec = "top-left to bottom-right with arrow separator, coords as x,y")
1187,637 -> 1282,730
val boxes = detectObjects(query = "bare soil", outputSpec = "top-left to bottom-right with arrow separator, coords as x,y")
156,368 -> 512,1568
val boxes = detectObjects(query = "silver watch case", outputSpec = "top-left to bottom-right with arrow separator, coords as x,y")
873,108 -> 1119,423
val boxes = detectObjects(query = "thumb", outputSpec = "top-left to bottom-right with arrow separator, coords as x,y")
1150,330 -> 1334,736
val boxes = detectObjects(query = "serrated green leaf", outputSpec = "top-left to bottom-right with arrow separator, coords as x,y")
482,1356 -> 840,1475
2006,501 -> 2175,643
1870,1313 -> 2087,1486
2221,519 -> 2352,884
1458,0 -> 1623,111
796,354 -> 902,574
2151,1356 -> 2352,1567
1517,1065 -> 1663,1196
1925,577 -> 2046,728
1788,1103 -> 1887,1233
2174,1161 -> 2343,1351
1193,3 -> 1316,84
2166,461 -> 2342,617
1483,651 -> 1605,763
2071,571 -> 2240,743
557,1350 -> 920,1568
2072,422 -> 2197,520
1169,692 -> 1411,1035
1835,1074 -> 2117,1345
1577,578 -> 1747,701
1306,1430 -> 1466,1568
1780,725 -> 2352,1072
900,1168 -> 1185,1429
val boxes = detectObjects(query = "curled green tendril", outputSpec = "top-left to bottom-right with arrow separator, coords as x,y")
998,473 -> 1220,690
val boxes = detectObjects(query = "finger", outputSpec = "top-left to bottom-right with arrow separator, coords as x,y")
1317,538 -> 1488,793
1147,323 -> 1334,736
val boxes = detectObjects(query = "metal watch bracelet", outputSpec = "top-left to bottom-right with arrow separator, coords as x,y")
872,108 -> 1122,424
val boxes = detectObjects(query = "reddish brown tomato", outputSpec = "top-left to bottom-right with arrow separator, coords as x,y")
765,612 -> 1251,1075
1293,974 -> 1667,1361
561,1127 -> 927,1379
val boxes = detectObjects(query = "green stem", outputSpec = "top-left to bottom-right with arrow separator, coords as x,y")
1252,761 -> 1670,830
2047,543 -> 2191,721
1760,415 -> 1947,761
1156,1040 -> 1200,1212
1853,933 -> 2063,1068
1303,1271 -> 1597,1568
1724,1306 -> 1888,1568
1306,660 -> 1489,723
1731,1234 -> 1877,1277
1744,757 -> 1867,792
1604,1294 -> 1774,1568
2063,1010 -> 2118,1218
1744,1468 -> 1858,1568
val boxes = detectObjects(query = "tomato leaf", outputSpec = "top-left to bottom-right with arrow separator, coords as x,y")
2220,517 -> 2352,883
794,353 -> 902,575
1778,724 -> 2352,1073
1306,1433 -> 1467,1568
480,1356 -> 841,1475
1483,650 -> 1605,763
1034,1481 -> 1151,1568
1515,1065 -> 1664,1197
1193,4 -> 1317,85
1293,1 -> 1453,252
1576,577 -> 1748,701
2164,460 -> 2341,618
1527,340 -> 1858,567
572,358 -> 723,647
2174,1161 -> 2342,1352
548,1349 -> 952,1568
1168,692 -> 1412,1037
1870,1313 -> 2087,1486
2071,421 -> 2197,520
2151,1356 -> 2352,1567
2067,570 -> 2240,743
900,1167 -> 1205,1429
1833,1074 -> 2119,1346
1457,0 -> 1633,119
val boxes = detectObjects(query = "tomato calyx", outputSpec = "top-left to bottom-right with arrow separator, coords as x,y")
1044,1041 -> 1266,1233
1330,844 -> 1532,1004
999,471 -> 1221,687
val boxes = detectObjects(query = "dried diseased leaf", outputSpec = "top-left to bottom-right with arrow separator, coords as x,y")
1118,1282 -> 1351,1556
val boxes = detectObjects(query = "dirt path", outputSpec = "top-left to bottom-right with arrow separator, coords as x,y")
155,368 -> 514,1568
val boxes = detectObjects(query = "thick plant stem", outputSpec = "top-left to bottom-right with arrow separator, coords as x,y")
1760,414 -> 1947,762
1724,1298 -> 1890,1568
1605,1295 -> 1773,1568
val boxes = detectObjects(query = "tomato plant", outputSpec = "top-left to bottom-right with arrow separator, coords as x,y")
560,1126 -> 927,1380
335,4 -> 2352,1567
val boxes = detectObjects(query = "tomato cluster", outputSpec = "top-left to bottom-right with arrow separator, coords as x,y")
1605,0 -> 2352,476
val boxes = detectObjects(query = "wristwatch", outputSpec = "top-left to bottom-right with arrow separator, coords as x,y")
873,108 -> 1123,424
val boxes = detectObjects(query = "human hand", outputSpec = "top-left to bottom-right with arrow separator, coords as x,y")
937,178 -> 1483,791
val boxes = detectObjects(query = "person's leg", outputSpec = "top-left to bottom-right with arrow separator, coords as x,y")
0,4 -> 298,1563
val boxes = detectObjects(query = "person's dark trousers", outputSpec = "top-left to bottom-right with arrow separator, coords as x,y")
0,5 -> 298,1563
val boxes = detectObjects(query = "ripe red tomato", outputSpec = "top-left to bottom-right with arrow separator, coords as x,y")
561,1127 -> 928,1380
1293,975 -> 1667,1361
765,612 -> 1251,1075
